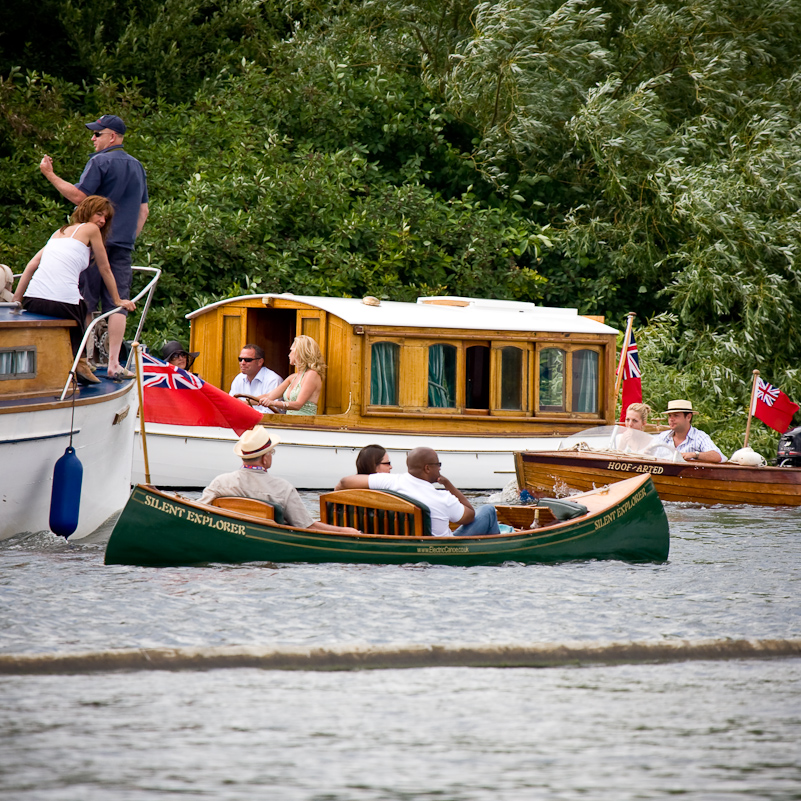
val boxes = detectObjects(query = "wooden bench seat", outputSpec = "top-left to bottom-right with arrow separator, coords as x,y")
319,489 -> 432,537
210,496 -> 284,524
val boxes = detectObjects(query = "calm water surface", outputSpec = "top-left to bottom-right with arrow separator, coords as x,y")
1,495 -> 800,800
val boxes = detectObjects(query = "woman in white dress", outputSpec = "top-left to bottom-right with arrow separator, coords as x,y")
13,195 -> 135,384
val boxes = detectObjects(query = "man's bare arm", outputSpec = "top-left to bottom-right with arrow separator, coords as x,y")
39,156 -> 87,205
136,203 -> 149,237
334,474 -> 371,491
437,475 -> 475,525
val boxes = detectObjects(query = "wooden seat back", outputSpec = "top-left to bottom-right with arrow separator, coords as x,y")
210,496 -> 284,523
319,489 -> 431,537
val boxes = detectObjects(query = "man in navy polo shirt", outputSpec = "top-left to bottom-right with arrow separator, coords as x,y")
40,114 -> 148,379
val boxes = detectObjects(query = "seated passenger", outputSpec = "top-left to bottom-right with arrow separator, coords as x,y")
230,344 -> 282,414
258,335 -> 324,415
356,444 -> 392,475
1,264 -> 14,303
12,195 -> 136,385
654,399 -> 726,463
336,446 -> 501,536
161,340 -> 199,373
199,428 -> 361,535
624,402 -> 652,430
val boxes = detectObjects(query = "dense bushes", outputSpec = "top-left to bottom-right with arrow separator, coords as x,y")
1,0 -> 800,454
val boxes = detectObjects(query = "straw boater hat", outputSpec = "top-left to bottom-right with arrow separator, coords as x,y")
664,399 -> 696,414
234,428 -> 280,460
0,264 -> 14,302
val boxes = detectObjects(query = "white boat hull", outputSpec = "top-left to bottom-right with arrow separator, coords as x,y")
132,423 -> 610,490
0,385 -> 137,541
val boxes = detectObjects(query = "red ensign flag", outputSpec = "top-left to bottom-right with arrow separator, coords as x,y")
618,332 -> 643,422
141,352 -> 263,435
752,377 -> 799,433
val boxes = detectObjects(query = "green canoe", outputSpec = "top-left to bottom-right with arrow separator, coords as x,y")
104,472 -> 669,567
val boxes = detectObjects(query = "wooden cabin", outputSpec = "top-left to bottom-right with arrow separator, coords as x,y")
187,294 -> 619,437
0,311 -> 76,402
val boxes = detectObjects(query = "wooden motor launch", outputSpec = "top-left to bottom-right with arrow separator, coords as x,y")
514,425 -> 801,506
133,293 -> 622,489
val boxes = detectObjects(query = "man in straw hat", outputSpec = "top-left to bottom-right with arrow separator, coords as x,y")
654,400 -> 726,463
199,427 -> 361,534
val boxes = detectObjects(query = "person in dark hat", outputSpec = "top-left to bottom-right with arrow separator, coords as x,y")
39,114 -> 148,382
161,340 -> 199,373
654,399 -> 726,462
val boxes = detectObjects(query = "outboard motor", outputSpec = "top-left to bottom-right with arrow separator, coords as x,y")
776,426 -> 801,467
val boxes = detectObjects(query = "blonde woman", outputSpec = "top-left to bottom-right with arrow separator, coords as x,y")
624,402 -> 652,430
258,335 -> 326,415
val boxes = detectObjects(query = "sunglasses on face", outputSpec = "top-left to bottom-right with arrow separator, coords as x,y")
238,357 -> 257,362
380,460 -> 391,466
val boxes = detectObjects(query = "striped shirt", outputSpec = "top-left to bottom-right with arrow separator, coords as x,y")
656,425 -> 726,462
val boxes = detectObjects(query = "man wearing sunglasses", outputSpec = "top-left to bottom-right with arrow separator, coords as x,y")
336,446 -> 501,536
39,114 -> 148,381
229,344 -> 283,413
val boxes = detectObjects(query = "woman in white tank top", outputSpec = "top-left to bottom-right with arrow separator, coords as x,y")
13,195 -> 136,384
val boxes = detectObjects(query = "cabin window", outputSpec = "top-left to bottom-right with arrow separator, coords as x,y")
466,345 -> 490,409
500,346 -> 524,410
428,344 -> 456,408
0,347 -> 36,380
572,349 -> 599,413
539,348 -> 565,411
370,342 -> 399,405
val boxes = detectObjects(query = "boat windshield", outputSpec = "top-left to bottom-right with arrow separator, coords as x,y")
558,425 -> 682,461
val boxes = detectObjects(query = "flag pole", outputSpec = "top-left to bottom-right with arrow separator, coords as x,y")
614,312 -> 636,417
743,369 -> 760,449
134,342 -> 151,485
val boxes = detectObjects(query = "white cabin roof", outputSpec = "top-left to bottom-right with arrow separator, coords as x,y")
187,294 -> 618,335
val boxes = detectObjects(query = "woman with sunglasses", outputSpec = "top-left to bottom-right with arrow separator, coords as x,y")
356,444 -> 393,475
161,340 -> 199,373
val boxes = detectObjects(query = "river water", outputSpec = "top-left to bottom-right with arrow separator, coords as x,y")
1,494 -> 800,800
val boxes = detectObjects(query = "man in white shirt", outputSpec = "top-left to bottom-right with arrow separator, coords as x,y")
335,447 -> 500,536
229,344 -> 282,414
655,399 -> 726,462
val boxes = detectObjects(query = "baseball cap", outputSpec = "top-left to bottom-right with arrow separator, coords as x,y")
85,115 -> 127,135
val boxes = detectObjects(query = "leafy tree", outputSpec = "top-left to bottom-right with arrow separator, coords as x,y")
2,0 -> 801,450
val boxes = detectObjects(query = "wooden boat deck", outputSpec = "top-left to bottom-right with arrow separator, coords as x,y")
515,450 -> 801,506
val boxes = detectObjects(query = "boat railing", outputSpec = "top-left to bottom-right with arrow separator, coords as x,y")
57,265 -> 161,401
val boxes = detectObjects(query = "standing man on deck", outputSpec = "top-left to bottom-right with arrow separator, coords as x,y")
39,114 -> 148,380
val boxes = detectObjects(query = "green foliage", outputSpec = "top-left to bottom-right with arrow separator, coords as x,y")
2,0 -> 801,439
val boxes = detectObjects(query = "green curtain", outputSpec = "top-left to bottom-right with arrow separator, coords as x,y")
428,344 -> 456,407
539,348 -> 565,410
572,350 -> 599,413
370,342 -> 399,405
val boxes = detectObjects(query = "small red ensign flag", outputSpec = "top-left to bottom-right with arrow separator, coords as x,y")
752,377 -> 799,433
141,352 -> 263,435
